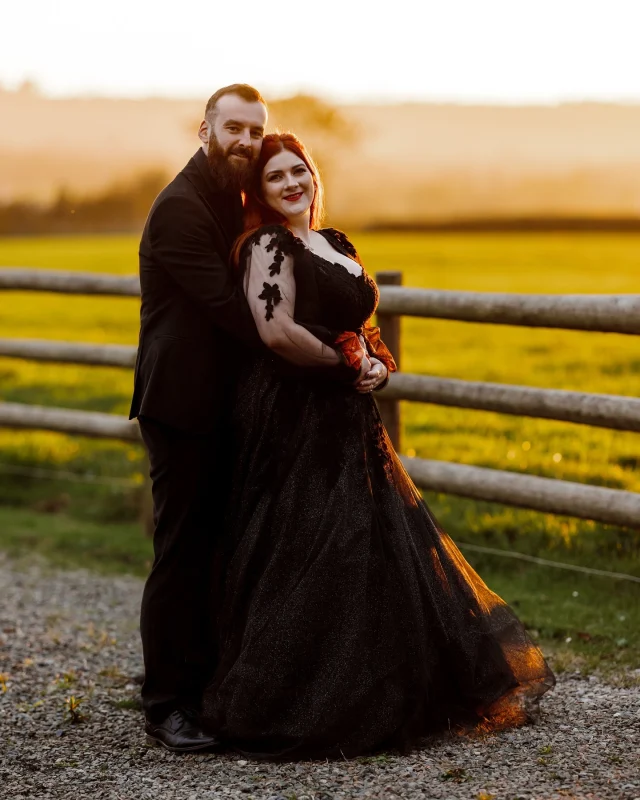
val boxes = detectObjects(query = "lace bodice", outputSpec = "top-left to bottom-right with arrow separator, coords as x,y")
242,225 -> 379,333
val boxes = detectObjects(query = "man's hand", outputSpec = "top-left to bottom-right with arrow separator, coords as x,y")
355,357 -> 388,393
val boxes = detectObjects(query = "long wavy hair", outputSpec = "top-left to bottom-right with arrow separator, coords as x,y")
231,132 -> 325,265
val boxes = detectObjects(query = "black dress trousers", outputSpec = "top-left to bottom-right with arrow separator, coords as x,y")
138,415 -> 229,722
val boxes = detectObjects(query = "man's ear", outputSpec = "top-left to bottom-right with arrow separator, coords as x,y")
198,120 -> 209,148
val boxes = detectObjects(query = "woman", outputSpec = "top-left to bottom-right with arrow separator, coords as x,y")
202,133 -> 554,759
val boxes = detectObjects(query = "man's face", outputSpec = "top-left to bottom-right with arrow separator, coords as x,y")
199,94 -> 267,191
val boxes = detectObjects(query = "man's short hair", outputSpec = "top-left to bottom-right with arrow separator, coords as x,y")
205,84 -> 266,122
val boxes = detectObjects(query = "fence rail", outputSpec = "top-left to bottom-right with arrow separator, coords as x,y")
2,337 -> 639,433
382,373 -> 640,432
0,399 -> 636,529
400,456 -> 640,529
0,401 -> 140,441
1,266 -> 639,530
378,286 -> 640,334
0,338 -> 137,368
2,268 -> 640,333
0,268 -> 139,296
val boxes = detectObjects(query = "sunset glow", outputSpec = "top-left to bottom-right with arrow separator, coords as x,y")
5,0 -> 640,103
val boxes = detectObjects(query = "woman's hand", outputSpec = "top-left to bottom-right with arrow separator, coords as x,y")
355,358 -> 388,393
356,351 -> 373,383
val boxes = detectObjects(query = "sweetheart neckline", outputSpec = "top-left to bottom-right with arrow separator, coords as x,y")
251,224 -> 368,282
308,247 -> 365,280
282,228 -> 365,280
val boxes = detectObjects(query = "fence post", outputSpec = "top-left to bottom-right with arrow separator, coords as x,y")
375,270 -> 402,451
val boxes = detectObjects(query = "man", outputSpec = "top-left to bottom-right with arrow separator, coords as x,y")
130,84 -> 370,752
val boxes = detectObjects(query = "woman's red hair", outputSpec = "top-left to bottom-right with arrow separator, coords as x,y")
231,132 -> 325,266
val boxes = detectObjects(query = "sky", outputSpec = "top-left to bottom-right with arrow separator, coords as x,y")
4,0 -> 640,104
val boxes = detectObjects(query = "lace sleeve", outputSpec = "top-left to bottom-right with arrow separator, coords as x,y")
243,227 -> 358,371
243,226 -> 305,322
244,231 -> 294,327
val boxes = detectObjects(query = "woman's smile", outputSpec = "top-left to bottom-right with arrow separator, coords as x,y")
261,148 -> 316,222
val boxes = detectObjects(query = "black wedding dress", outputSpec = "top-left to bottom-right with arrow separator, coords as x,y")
202,226 -> 555,759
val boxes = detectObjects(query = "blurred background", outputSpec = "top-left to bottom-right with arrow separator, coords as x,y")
1,0 -> 638,671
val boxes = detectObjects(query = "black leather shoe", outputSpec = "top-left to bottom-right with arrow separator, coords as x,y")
145,708 -> 221,753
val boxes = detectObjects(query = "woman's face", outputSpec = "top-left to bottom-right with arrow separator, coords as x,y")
261,148 -> 314,221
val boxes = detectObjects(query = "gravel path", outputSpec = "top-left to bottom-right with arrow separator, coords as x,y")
0,553 -> 638,800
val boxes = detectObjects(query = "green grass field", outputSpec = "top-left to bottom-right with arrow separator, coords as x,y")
0,232 -> 638,670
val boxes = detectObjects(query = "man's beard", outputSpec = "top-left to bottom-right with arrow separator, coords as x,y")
207,133 -> 256,192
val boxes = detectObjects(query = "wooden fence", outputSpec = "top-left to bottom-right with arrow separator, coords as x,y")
1,266 -> 639,530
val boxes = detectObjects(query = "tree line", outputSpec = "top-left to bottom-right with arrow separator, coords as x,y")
0,171 -> 168,236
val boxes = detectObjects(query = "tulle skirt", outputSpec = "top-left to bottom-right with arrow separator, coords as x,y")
202,358 -> 555,759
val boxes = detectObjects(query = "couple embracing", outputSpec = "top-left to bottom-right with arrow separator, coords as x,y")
129,83 -> 554,760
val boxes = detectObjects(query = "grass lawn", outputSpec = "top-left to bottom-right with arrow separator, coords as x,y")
0,232 -> 638,672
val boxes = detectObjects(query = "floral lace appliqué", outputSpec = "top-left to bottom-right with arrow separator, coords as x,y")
262,226 -> 306,277
320,228 -> 361,263
264,243 -> 285,277
258,282 -> 282,321
246,226 -> 306,321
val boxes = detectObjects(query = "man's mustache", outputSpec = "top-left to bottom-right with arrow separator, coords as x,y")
228,146 -> 253,161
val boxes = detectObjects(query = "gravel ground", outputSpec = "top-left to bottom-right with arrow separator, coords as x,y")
0,553 -> 638,800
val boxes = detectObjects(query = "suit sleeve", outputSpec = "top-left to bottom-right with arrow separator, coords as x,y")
149,201 -> 358,382
148,194 -> 260,347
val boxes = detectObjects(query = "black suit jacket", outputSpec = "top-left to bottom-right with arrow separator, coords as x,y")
129,150 -> 358,434
129,149 -> 261,433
